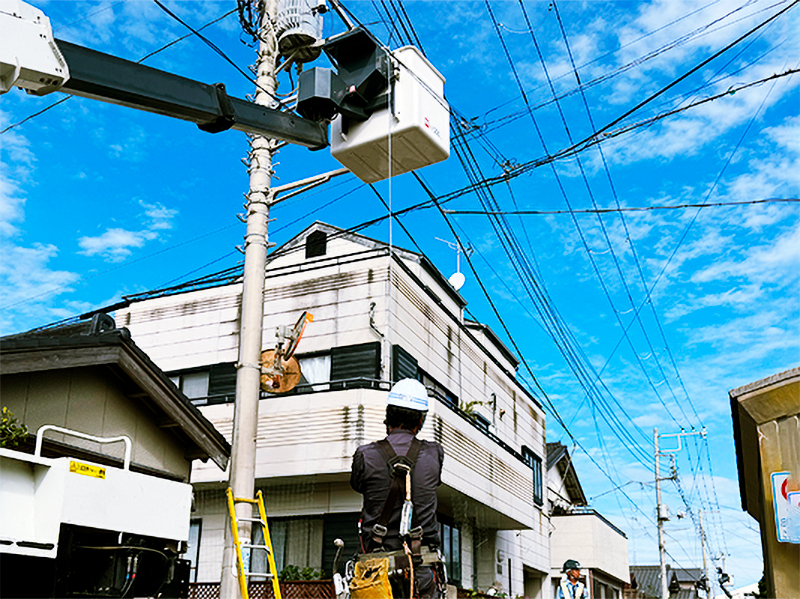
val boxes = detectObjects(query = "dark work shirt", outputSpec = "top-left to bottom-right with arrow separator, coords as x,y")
350,428 -> 444,550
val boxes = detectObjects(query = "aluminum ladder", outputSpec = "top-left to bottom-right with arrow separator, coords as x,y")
226,488 -> 282,599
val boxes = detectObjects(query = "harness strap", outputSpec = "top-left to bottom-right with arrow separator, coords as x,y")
369,437 -> 422,551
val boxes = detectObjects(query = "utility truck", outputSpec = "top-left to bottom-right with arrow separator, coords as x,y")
0,425 -> 193,597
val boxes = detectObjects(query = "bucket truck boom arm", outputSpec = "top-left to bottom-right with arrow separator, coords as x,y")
0,0 -> 328,149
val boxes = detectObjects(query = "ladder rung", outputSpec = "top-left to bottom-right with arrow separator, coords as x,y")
233,497 -> 259,504
238,517 -> 265,524
241,543 -> 270,551
246,572 -> 274,578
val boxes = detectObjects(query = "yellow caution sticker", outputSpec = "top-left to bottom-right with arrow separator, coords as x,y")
69,461 -> 106,479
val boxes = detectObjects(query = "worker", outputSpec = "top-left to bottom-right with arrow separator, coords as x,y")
557,559 -> 588,599
350,378 -> 445,599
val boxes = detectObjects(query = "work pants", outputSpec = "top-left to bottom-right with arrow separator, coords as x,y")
389,564 -> 442,599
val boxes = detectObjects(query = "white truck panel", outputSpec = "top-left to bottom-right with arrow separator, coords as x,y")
0,447 -> 192,559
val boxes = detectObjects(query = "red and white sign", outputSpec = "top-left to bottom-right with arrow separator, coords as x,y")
771,471 -> 800,543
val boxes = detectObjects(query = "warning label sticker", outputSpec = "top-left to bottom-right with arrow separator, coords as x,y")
69,460 -> 106,479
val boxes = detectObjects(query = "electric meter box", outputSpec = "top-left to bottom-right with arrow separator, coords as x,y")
331,45 -> 450,183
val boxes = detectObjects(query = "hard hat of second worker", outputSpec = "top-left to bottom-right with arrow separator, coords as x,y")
387,378 -> 429,412
563,559 -> 581,572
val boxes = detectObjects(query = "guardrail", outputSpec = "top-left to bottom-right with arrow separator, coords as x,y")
34,425 -> 132,470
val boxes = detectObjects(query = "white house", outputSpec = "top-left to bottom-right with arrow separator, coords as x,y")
116,222 -> 551,596
547,442 -> 630,599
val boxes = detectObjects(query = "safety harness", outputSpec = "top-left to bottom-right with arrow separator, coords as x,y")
369,438 -> 422,552
351,437 -> 447,599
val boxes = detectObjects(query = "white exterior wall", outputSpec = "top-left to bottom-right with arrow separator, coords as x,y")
550,513 -> 629,585
116,225 -> 550,593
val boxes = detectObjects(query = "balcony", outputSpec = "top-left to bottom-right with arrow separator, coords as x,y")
550,508 -> 629,585
191,383 -> 539,530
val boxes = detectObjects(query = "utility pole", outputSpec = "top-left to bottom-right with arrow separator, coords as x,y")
654,427 -> 707,599
220,0 -> 279,595
654,428 -> 669,599
699,510 -> 710,597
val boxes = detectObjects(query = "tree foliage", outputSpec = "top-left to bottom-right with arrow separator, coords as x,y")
0,407 -> 28,449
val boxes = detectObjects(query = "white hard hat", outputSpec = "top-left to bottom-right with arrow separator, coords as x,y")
387,378 -> 429,412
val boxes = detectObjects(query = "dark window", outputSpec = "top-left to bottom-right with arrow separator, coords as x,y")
169,371 -> 209,403
522,446 -> 543,506
392,344 -> 418,382
208,363 -> 237,404
472,412 -> 491,432
330,342 -> 381,388
439,519 -> 461,587
322,512 -> 361,576
420,370 -> 458,408
306,230 -> 327,258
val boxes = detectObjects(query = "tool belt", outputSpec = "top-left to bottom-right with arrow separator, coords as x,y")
356,546 -> 443,572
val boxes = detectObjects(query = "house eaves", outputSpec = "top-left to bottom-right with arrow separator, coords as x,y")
0,326 -> 231,470
547,441 -> 587,506
729,366 -> 800,516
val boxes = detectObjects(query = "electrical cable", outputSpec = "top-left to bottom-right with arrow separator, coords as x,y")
468,0 -> 793,141
488,0 -> 688,437
152,0 -> 281,104
443,198 -> 800,215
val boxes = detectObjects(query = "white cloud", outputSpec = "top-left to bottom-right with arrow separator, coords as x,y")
0,169 -> 26,238
78,228 -> 148,261
77,200 -> 177,262
692,222 -> 800,283
142,200 -> 178,230
0,242 -> 81,334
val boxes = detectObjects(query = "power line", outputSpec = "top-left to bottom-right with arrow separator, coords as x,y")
151,0 -> 280,104
489,0 -> 688,436
443,198 -> 800,215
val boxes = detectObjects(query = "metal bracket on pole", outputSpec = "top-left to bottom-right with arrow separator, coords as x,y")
271,167 -> 350,205
657,428 -> 706,456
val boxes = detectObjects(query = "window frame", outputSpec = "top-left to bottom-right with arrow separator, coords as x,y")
438,517 -> 462,587
521,446 -> 544,506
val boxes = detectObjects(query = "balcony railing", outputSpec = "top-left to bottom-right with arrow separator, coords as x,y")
189,377 -> 535,476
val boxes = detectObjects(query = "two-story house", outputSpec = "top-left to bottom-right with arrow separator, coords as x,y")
547,442 -> 630,599
115,222 -> 551,597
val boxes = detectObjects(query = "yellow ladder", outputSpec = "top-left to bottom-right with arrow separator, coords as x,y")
226,488 -> 282,599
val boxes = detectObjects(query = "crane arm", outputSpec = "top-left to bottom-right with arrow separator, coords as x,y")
56,40 -> 328,149
0,1 -> 327,149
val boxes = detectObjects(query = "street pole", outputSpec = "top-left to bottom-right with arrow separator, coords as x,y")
699,510 -> 710,597
655,428 -> 669,599
220,0 -> 279,595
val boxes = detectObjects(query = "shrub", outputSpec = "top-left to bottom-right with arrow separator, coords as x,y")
278,564 -> 324,580
0,407 -> 28,449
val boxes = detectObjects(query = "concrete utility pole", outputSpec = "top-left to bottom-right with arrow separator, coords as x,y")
699,510 -> 710,597
654,427 -> 707,599
220,0 -> 279,595
654,428 -> 669,599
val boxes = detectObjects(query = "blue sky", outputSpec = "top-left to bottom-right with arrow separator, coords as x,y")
1,0 -> 798,592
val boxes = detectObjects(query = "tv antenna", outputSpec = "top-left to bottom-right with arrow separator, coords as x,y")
436,237 -> 473,291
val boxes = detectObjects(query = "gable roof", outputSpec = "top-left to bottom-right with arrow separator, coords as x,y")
0,316 -> 230,470
547,441 -> 587,506
630,565 -> 703,598
270,220 -> 469,303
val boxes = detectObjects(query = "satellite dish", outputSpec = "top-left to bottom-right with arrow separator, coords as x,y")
448,271 -> 465,291
260,350 -> 302,393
